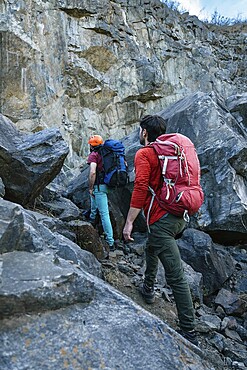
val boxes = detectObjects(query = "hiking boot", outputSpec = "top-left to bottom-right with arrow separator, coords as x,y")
178,329 -> 198,346
141,283 -> 155,304
109,241 -> 120,251
106,242 -> 116,252
109,244 -> 115,252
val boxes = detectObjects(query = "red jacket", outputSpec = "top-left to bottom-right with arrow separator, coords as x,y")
130,146 -> 167,225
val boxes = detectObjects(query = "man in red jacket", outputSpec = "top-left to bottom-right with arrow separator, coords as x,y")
123,115 -> 198,346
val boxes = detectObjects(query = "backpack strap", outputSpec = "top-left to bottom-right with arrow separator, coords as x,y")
146,186 -> 156,233
147,185 -> 190,227
92,145 -> 105,189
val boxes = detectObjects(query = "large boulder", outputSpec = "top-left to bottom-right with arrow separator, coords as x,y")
0,199 -> 102,278
36,188 -> 81,221
0,251 -> 95,319
0,249 -> 218,370
177,229 -> 236,296
0,114 -> 69,206
0,198 -> 47,253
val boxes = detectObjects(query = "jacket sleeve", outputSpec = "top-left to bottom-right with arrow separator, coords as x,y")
130,148 -> 152,209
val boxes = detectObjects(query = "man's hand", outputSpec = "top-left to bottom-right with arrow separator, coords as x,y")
123,220 -> 134,242
123,207 -> 141,242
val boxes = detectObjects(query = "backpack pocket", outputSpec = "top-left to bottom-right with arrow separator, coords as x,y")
105,169 -> 128,188
158,185 -> 204,217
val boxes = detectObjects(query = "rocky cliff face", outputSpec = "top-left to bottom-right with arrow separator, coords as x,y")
1,0 -> 246,166
1,3 -> 247,368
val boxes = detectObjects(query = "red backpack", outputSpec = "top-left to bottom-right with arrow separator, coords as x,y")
149,133 -> 204,220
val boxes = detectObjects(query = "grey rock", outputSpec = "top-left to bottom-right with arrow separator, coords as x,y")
183,262 -> 204,305
0,251 -> 95,319
225,317 -> 247,340
208,332 -> 226,353
178,228 -> 236,295
215,288 -> 247,316
0,177 -> 5,198
222,337 -> 247,366
221,316 -> 238,331
0,199 -> 47,253
0,114 -> 69,206
65,166 -> 90,209
52,231 -> 102,278
67,220 -> 106,260
224,328 -> 242,342
226,93 -> 247,132
31,209 -> 78,241
0,272 -> 218,370
36,189 -> 81,221
0,199 -> 102,278
231,362 -> 246,370
222,261 -> 247,296
199,314 -> 222,331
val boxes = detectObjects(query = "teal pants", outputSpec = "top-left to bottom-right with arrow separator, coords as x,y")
90,184 -> 114,247
145,213 -> 195,331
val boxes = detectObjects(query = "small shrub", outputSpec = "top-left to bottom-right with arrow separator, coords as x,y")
160,1 -> 247,26
205,10 -> 247,26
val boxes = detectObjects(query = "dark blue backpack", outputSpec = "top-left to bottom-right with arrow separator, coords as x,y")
99,139 -> 128,188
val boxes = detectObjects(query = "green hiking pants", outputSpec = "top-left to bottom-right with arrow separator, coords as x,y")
144,213 -> 195,331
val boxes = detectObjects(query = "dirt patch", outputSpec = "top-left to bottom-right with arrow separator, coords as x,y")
103,264 -> 178,330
